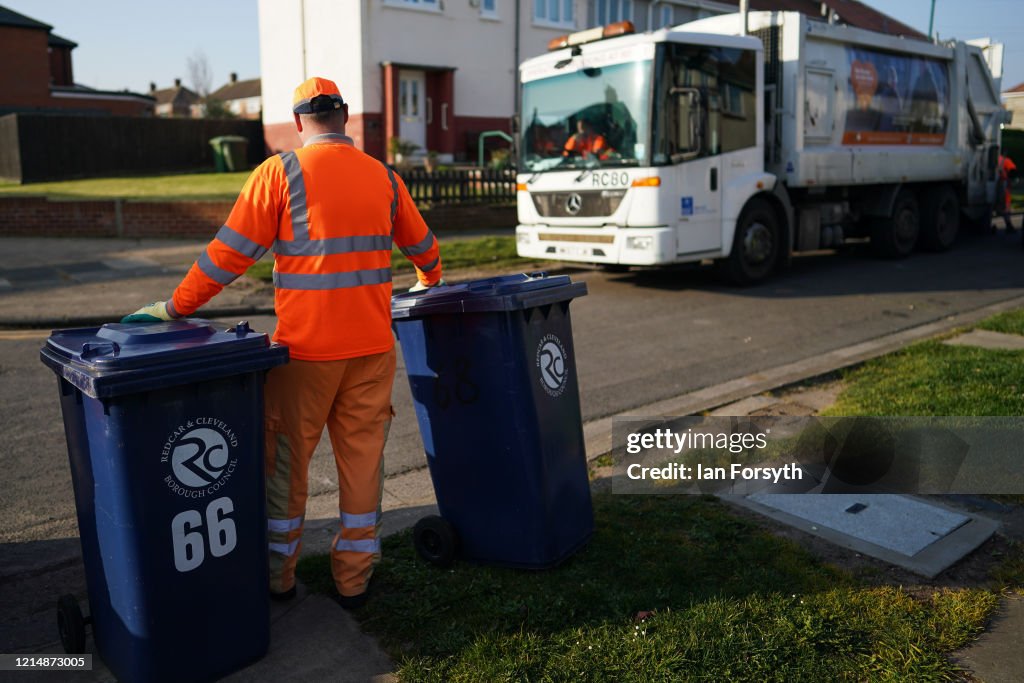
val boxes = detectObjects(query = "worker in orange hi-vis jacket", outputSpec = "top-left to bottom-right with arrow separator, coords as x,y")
996,153 -> 1017,233
563,119 -> 614,161
124,77 -> 444,610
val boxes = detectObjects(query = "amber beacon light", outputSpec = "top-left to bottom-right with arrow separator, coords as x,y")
548,21 -> 636,52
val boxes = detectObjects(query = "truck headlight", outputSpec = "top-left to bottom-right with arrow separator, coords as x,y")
626,236 -> 653,250
517,232 -> 533,245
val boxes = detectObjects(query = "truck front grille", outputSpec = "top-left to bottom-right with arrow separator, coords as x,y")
530,190 -> 626,218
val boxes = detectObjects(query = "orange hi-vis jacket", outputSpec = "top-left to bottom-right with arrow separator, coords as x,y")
170,134 -> 442,361
563,131 -> 611,160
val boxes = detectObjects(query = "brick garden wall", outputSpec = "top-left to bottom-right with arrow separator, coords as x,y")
0,197 -> 235,238
0,196 -> 516,238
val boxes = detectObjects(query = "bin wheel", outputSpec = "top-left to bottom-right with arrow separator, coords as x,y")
57,594 -> 86,654
413,516 -> 458,568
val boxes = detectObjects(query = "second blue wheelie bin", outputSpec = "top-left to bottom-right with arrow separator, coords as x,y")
392,273 -> 592,569
40,319 -> 288,683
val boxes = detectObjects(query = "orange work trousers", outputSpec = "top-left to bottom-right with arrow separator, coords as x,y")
263,347 -> 396,598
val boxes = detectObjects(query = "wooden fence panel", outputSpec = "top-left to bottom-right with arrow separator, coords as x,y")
401,167 -> 516,205
1,113 -> 264,183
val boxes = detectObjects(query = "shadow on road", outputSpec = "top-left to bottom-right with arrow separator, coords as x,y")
613,233 -> 1024,298
0,537 -> 85,653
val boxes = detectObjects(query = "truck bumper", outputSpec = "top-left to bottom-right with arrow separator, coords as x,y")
515,225 -> 677,266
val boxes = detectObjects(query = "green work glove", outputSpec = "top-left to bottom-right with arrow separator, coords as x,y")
121,301 -> 177,323
409,278 -> 446,293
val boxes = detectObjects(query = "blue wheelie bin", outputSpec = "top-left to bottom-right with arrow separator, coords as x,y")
40,319 -> 288,683
392,273 -> 592,569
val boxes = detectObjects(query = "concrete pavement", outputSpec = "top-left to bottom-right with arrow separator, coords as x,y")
2,236 -> 1021,682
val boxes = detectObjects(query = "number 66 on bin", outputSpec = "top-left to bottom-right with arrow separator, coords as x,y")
170,496 -> 237,572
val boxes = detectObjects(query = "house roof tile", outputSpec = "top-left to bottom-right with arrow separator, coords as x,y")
0,4 -> 51,31
151,85 -> 200,106
210,78 -> 261,101
47,32 -> 77,48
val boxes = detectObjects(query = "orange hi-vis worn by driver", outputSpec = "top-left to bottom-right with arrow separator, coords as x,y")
563,131 -> 611,161
169,134 -> 442,361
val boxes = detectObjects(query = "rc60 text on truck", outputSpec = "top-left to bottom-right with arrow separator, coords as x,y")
514,12 -> 1008,283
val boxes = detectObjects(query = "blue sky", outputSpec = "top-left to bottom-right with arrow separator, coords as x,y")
4,0 -> 1024,93
2,0 -> 261,93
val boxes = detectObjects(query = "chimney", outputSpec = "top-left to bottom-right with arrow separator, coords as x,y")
150,82 -> 156,93
174,78 -> 181,87
230,72 -> 238,83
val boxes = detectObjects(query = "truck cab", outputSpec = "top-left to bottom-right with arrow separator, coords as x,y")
516,22 -> 775,277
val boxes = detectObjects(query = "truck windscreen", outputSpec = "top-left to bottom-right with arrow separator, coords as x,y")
520,60 -> 652,172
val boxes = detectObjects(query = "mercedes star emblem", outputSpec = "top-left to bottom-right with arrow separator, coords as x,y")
565,193 -> 583,215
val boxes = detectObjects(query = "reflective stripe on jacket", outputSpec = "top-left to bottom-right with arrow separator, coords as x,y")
171,134 -> 442,361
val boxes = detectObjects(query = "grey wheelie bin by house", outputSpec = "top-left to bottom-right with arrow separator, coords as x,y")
391,273 -> 592,569
40,319 -> 288,683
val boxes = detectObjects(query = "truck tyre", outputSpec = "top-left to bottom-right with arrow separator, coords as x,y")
871,189 -> 919,258
919,185 -> 960,251
721,198 -> 779,285
964,203 -> 995,234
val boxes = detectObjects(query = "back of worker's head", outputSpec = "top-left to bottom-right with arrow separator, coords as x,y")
292,76 -> 348,138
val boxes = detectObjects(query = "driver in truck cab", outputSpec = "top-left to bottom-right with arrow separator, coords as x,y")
563,119 -> 613,161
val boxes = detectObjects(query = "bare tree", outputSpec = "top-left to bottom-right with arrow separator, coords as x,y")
186,50 -> 213,97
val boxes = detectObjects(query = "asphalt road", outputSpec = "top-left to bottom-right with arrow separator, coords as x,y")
2,231 -> 1023,561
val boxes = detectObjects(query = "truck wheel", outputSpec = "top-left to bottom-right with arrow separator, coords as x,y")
919,186 -> 960,251
871,189 -> 919,258
964,203 -> 995,234
413,515 -> 458,568
57,594 -> 86,654
722,198 -> 779,285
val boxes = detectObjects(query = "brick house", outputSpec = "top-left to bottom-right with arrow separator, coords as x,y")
150,79 -> 201,118
209,72 -> 262,120
0,4 -> 154,116
1002,82 -> 1024,131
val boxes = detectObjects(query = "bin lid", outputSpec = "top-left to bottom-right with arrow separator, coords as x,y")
391,272 -> 587,320
40,319 -> 289,399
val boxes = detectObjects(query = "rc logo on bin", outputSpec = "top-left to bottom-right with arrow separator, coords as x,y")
536,334 -> 569,397
162,419 -> 239,498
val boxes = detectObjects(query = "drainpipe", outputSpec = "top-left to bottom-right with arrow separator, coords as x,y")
513,0 -> 521,124
300,0 -> 307,80
739,0 -> 748,35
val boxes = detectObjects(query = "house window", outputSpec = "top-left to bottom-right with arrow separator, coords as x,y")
535,0 -> 574,27
595,0 -> 632,25
658,5 -> 673,29
385,0 -> 439,10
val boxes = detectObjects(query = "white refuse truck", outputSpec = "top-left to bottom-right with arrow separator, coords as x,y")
514,12 -> 1009,283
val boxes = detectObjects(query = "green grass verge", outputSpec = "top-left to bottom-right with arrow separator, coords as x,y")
977,308 -> 1024,337
297,495 -> 996,681
822,321 -> 1024,417
246,235 -> 539,281
992,541 -> 1024,593
0,172 -> 249,200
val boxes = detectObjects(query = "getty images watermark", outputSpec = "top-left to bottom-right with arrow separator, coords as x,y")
625,427 -> 803,484
611,416 -> 1024,495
